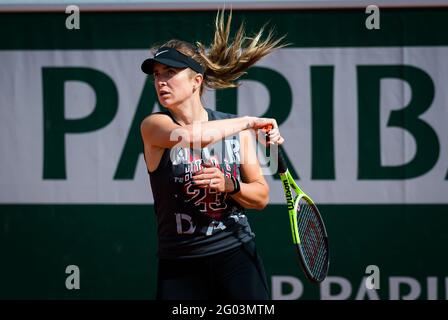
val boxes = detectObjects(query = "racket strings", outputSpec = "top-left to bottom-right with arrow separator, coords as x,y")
297,199 -> 328,280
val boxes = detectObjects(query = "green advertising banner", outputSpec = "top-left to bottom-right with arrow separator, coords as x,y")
0,8 -> 447,299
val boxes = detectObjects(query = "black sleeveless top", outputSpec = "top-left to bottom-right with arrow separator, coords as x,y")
148,108 -> 255,259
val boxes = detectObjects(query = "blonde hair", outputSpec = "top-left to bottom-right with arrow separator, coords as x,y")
152,10 -> 287,95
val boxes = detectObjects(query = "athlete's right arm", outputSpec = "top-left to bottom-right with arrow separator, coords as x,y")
140,114 -> 186,149
140,114 -> 279,149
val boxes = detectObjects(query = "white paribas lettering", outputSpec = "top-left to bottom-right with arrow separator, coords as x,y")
271,275 -> 448,300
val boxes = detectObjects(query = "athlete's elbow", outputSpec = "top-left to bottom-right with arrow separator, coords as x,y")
253,185 -> 269,210
253,194 -> 269,210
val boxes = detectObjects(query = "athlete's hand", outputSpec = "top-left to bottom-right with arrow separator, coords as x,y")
254,119 -> 284,146
251,117 -> 279,130
192,162 -> 227,192
264,127 -> 284,145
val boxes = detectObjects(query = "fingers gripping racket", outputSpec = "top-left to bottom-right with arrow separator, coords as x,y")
264,126 -> 330,283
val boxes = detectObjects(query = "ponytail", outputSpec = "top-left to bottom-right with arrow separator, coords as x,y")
196,10 -> 287,92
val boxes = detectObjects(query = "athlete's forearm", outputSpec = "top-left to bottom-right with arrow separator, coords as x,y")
229,180 -> 269,210
183,116 -> 255,148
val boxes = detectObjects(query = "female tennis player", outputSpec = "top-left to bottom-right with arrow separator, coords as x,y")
140,10 -> 285,300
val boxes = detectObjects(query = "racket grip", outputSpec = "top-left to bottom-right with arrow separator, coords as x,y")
277,145 -> 288,174
262,124 -> 288,174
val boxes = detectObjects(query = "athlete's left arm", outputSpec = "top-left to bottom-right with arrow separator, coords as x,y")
229,130 -> 269,210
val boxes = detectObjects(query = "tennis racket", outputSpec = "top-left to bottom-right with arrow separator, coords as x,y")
264,125 -> 330,283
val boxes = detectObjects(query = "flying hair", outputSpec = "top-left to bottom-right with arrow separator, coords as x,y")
152,9 -> 289,95
196,10 -> 288,92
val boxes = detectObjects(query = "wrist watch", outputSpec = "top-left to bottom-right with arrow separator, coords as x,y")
228,176 -> 241,195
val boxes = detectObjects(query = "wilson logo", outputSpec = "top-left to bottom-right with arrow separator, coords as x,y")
282,179 -> 295,211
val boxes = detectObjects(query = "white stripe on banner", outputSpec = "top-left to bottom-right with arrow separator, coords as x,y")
0,48 -> 447,204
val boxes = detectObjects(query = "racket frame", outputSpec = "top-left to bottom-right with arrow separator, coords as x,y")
279,168 -> 330,283
263,126 -> 329,283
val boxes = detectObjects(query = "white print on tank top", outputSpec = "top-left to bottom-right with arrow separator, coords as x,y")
172,139 -> 242,235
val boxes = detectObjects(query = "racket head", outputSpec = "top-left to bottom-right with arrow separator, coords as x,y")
292,194 -> 330,283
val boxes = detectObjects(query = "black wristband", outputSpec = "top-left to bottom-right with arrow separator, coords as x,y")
228,176 -> 241,195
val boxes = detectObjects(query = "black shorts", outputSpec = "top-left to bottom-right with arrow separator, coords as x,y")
156,240 -> 270,300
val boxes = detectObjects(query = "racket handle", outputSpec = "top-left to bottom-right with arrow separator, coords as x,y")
262,125 -> 288,174
277,145 -> 288,174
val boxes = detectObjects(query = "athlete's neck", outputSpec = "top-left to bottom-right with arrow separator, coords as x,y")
169,100 -> 208,126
